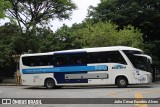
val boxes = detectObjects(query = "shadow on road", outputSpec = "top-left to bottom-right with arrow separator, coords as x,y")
24,84 -> 154,90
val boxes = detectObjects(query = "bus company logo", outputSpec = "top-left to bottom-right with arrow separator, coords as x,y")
2,99 -> 11,104
112,65 -> 126,69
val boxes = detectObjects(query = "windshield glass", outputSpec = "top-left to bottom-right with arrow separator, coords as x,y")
123,50 -> 151,72
132,55 -> 151,72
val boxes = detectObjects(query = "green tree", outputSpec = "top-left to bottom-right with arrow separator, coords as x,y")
0,23 -> 55,67
50,24 -> 82,51
6,0 -> 76,33
35,27 -> 56,52
77,21 -> 143,48
0,23 -> 20,67
0,0 -> 11,18
4,0 -> 76,55
144,41 -> 160,66
53,21 -> 143,49
88,0 -> 160,41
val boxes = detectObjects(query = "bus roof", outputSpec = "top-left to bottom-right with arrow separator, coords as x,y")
54,46 -> 142,53
21,46 -> 142,57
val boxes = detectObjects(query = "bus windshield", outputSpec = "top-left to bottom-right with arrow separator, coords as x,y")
123,50 -> 151,72
132,55 -> 151,72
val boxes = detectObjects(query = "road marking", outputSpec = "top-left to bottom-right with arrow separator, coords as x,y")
134,92 -> 148,107
107,92 -> 117,97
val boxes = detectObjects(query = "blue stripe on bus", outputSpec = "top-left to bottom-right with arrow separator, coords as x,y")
22,65 -> 108,74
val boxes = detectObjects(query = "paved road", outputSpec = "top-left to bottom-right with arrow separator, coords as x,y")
0,84 -> 160,107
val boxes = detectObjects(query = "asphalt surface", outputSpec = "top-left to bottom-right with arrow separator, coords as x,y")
0,84 -> 160,107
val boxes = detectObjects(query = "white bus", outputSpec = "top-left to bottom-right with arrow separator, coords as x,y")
20,46 -> 152,88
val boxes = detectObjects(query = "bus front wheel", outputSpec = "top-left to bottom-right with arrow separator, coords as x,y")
45,79 -> 55,89
116,77 -> 128,88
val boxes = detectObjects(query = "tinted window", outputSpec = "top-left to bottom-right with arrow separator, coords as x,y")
123,50 -> 151,72
22,51 -> 126,66
88,51 -> 126,64
123,50 -> 142,67
69,53 -> 87,65
54,52 -> 87,66
123,50 -> 143,54
54,54 -> 68,66
22,55 -> 54,66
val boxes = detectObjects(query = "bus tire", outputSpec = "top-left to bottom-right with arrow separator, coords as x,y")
116,77 -> 128,88
45,79 -> 55,89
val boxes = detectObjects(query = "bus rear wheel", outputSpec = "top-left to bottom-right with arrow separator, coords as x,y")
116,77 -> 128,88
45,79 -> 55,89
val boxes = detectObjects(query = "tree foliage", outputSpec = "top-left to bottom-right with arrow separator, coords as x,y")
76,21 -> 143,48
88,0 -> 160,41
0,23 -> 52,67
144,40 -> 160,66
52,20 -> 144,49
53,24 -> 82,50
6,0 -> 76,31
0,0 -> 11,18
0,23 -> 20,67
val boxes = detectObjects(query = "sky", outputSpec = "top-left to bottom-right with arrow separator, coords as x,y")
0,0 -> 100,32
50,0 -> 100,31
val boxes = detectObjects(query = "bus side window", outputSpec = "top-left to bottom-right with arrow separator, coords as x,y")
22,55 -> 54,67
87,51 -> 127,64
22,57 -> 31,66
54,55 -> 68,66
105,51 -> 127,64
48,56 -> 54,65
69,53 -> 87,65
77,59 -> 82,64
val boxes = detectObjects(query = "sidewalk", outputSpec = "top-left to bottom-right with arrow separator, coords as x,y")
0,79 -> 17,86
153,81 -> 160,84
0,83 -> 17,86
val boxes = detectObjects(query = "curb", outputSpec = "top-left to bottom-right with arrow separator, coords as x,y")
153,82 -> 160,84
0,83 -> 19,86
